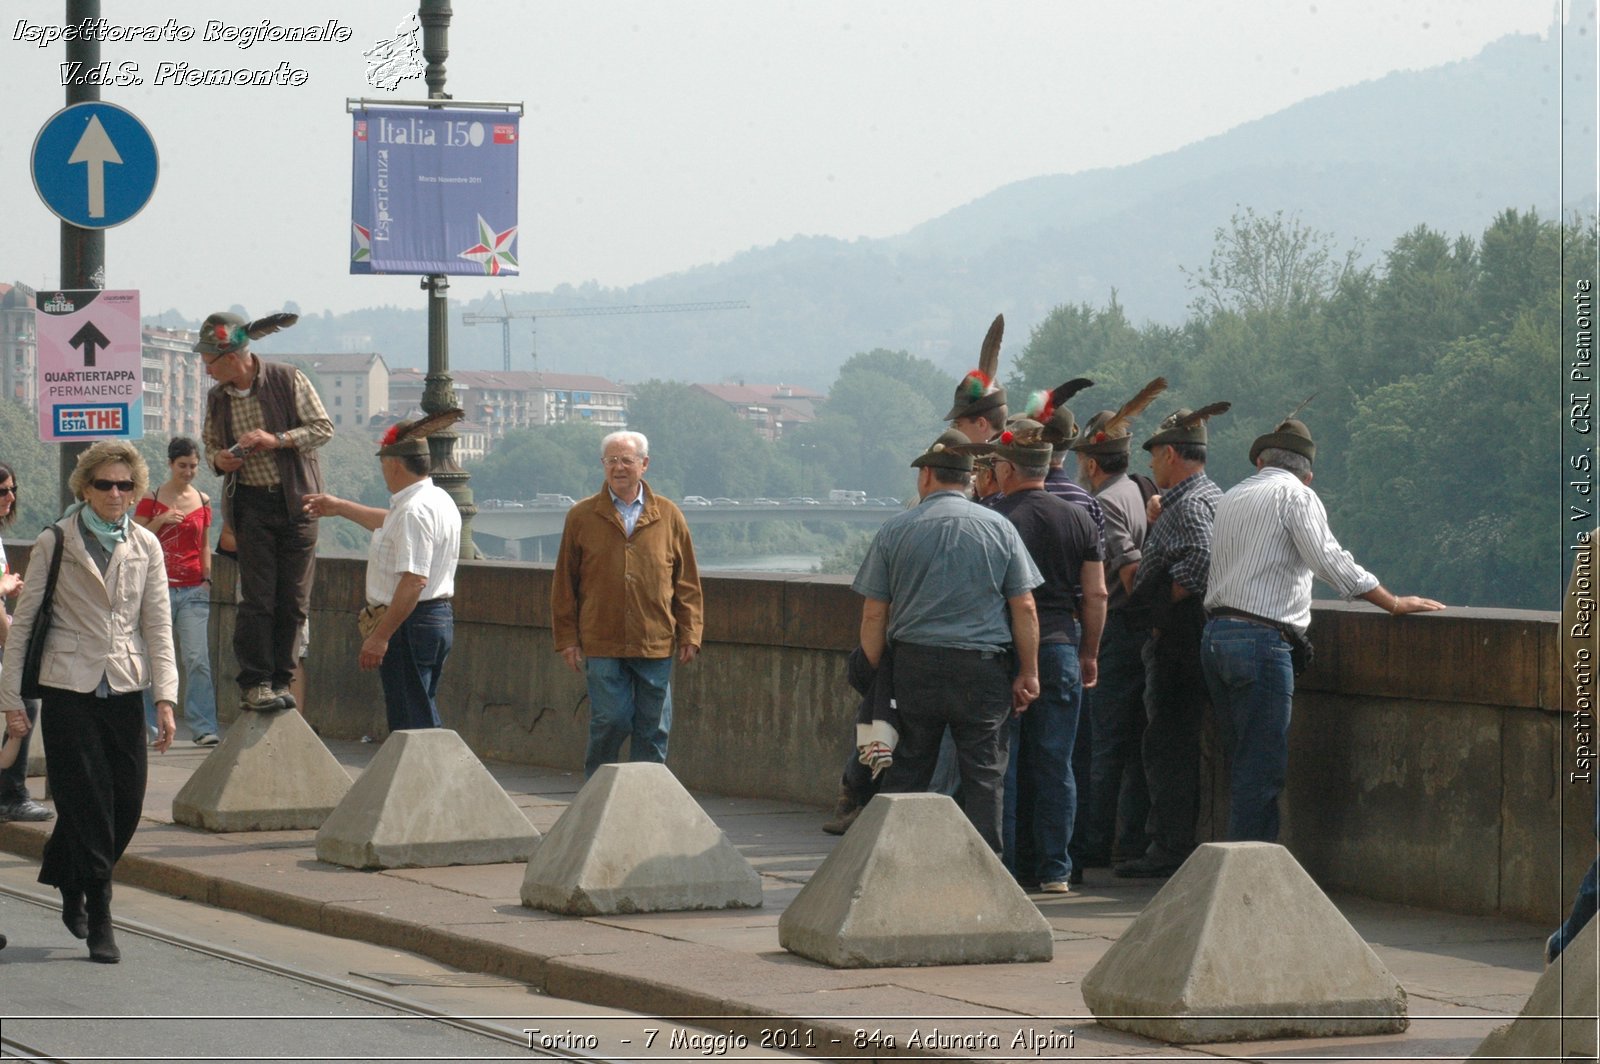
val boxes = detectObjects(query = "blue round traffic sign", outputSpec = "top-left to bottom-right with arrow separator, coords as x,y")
31,102 -> 159,229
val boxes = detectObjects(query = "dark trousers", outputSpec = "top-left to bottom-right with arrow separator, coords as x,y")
233,485 -> 318,690
37,687 -> 147,890
1083,610 -> 1151,862
880,643 -> 1012,852
1140,619 -> 1208,863
377,599 -> 453,732
0,697 -> 40,802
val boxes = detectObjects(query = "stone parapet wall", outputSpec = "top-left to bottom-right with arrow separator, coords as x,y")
3,541 -> 1589,923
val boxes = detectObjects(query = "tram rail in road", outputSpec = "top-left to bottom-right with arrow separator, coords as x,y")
0,879 -> 806,1063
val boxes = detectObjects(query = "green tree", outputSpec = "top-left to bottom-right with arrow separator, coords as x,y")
1006,294 -> 1160,410
1183,207 -> 1359,318
466,423 -> 606,502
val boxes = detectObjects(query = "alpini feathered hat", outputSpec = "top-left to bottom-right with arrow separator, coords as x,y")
1018,378 -> 1094,455
944,314 -> 1007,425
1072,377 -> 1167,458
377,408 -> 465,458
1249,395 -> 1317,464
1142,401 -> 1231,451
910,429 -> 976,472
193,311 -> 299,357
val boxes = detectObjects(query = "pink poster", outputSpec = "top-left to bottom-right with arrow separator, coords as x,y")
34,289 -> 143,442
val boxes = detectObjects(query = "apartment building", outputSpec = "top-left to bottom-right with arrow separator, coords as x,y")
389,369 -> 630,446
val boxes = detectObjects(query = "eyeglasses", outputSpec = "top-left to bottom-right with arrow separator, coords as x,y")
0,486 -> 14,497
603,455 -> 642,468
91,479 -> 136,493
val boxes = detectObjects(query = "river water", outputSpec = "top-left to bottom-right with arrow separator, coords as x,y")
698,553 -> 823,573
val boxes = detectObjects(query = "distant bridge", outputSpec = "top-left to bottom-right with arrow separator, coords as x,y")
472,500 -> 899,558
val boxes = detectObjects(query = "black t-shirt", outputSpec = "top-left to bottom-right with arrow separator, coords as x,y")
993,487 -> 1102,643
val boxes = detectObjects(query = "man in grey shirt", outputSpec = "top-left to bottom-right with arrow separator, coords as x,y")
853,430 -> 1042,852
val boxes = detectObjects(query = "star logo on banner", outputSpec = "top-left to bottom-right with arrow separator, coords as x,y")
457,215 -> 518,275
351,222 -> 371,262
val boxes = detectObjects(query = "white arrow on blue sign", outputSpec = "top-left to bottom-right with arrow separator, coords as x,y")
31,102 -> 159,229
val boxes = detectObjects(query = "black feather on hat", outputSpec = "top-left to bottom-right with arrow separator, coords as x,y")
194,310 -> 300,357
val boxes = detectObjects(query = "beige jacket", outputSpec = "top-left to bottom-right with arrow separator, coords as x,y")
0,516 -> 178,713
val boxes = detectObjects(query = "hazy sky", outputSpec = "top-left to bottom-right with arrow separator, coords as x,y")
0,1 -> 1565,320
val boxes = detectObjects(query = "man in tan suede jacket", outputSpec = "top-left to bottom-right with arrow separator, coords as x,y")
552,430 -> 702,777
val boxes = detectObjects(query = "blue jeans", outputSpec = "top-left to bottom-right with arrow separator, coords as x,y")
1002,642 -> 1083,884
377,599 -> 454,732
144,583 -> 219,739
584,656 -> 674,777
1201,617 -> 1295,842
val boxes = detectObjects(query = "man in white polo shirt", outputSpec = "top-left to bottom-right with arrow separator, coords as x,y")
303,415 -> 462,731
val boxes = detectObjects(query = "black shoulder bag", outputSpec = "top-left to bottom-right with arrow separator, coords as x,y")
19,525 -> 65,699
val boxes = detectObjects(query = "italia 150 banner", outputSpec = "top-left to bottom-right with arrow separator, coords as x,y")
351,107 -> 520,275
35,289 -> 143,442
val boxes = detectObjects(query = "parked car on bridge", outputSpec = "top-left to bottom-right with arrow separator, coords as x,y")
711,497 -> 738,505
751,497 -> 780,506
683,495 -> 712,506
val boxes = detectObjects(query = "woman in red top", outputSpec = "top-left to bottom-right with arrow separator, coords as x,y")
134,438 -> 220,746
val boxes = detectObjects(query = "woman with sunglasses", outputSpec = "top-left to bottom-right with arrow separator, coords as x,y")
135,438 -> 220,747
0,462 -> 52,824
0,441 -> 178,964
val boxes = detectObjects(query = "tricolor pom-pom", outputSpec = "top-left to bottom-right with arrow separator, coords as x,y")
381,423 -> 403,447
1000,431 -> 1014,444
958,369 -> 991,399
1024,389 -> 1054,422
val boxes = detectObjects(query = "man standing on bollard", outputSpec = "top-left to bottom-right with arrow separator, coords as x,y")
854,430 -> 1043,853
1115,403 -> 1228,879
1203,412 -> 1443,842
552,431 -> 703,778
199,310 -> 331,713
303,414 -> 463,733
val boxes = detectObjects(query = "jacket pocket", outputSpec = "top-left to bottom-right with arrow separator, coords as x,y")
41,632 -> 79,687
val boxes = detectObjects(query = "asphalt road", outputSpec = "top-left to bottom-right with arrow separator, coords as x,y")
0,855 -> 802,1064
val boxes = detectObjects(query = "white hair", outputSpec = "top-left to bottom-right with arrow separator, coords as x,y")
601,430 -> 649,458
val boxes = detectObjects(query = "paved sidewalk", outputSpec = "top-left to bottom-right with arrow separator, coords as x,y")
0,737 -> 1548,1062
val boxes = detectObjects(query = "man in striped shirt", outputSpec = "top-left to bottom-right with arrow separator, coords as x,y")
1203,417 -> 1443,842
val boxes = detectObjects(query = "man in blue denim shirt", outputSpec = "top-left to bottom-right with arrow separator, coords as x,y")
1203,416 -> 1442,843
854,430 -> 1042,853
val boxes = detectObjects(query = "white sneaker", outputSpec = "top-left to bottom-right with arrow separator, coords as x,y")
193,733 -> 220,747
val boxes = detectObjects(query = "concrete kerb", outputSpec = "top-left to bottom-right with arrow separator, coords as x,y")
0,745 -> 1556,1064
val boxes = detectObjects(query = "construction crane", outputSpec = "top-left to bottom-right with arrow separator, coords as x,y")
462,291 -> 750,371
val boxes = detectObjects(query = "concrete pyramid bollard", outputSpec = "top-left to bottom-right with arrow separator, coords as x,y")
171,709 -> 352,832
1470,915 -> 1597,1061
521,762 -> 762,915
1082,841 -> 1408,1043
316,729 -> 540,869
778,792 -> 1053,968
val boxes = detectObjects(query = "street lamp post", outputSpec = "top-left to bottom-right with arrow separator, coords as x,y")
416,0 -> 479,558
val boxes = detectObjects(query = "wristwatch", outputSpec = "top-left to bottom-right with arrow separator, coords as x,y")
275,431 -> 289,449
